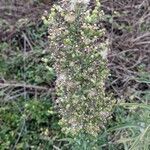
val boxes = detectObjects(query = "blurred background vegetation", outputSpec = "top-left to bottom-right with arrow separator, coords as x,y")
0,0 -> 149,149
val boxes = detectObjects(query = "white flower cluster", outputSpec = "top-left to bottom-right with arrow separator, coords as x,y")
45,0 -> 115,136
70,0 -> 90,10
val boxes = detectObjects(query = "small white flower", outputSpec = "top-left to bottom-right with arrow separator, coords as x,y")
70,0 -> 90,10
100,49 -> 108,59
56,73 -> 67,85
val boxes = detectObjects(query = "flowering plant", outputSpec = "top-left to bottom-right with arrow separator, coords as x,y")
43,0 -> 115,136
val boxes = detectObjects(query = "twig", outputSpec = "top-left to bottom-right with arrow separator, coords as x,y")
22,32 -> 34,51
0,82 -> 50,91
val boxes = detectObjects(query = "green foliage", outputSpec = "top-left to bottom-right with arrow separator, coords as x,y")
107,73 -> 150,150
5,52 -> 55,84
70,133 -> 98,150
0,99 -> 63,149
0,24 -> 55,85
44,1 -> 115,136
0,21 -> 63,149
0,42 -> 9,76
109,102 -> 150,150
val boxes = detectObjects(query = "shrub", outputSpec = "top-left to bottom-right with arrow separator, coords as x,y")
43,0 -> 115,136
0,98 -> 62,149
